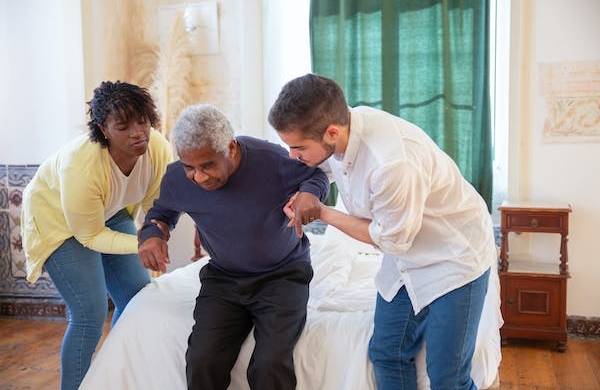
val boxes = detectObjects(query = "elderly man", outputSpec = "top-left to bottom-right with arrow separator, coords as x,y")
137,104 -> 329,390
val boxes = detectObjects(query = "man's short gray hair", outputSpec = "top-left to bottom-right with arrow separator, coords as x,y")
171,104 -> 234,155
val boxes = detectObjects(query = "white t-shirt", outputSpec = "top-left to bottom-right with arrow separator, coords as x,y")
105,151 -> 152,220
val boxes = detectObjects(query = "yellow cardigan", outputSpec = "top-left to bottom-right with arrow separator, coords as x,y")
21,129 -> 173,283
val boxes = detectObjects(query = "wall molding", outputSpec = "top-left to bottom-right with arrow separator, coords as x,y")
567,316 -> 600,338
0,300 -> 66,320
0,299 -> 598,339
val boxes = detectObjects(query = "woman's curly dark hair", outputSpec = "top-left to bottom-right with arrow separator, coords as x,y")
87,81 -> 161,147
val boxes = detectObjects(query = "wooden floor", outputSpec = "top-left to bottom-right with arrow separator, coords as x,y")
0,317 -> 110,390
0,317 -> 599,389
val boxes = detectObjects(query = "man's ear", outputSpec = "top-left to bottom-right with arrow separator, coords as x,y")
323,125 -> 339,142
228,139 -> 237,153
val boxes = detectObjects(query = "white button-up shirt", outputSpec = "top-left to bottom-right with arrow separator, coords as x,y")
322,106 -> 497,314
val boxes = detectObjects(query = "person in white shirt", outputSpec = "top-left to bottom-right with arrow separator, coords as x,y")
268,73 -> 497,390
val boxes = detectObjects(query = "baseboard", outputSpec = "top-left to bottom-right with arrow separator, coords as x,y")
567,315 -> 600,338
0,300 -> 598,338
0,301 -> 66,320
0,299 -> 115,321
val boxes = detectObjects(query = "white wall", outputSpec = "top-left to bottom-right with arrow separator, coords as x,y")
525,0 -> 600,317
262,0 -> 311,144
0,0 -> 85,164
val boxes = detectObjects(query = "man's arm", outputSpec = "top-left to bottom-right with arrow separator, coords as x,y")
137,185 -> 182,273
319,206 -> 375,245
284,194 -> 375,244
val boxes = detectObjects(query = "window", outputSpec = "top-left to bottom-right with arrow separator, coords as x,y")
264,0 -> 509,223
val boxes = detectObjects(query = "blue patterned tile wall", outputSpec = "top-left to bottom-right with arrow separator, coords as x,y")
0,164 -> 65,319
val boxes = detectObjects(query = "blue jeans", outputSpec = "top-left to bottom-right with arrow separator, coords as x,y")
44,209 -> 150,390
368,268 -> 490,390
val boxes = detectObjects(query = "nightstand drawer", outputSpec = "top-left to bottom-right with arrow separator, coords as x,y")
505,212 -> 566,232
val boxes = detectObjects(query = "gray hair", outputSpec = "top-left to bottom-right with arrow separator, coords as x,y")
171,104 -> 234,155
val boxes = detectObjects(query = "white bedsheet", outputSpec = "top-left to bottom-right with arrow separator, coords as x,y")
80,227 -> 503,390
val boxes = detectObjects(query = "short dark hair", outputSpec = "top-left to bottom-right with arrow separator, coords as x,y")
87,81 -> 160,147
268,73 -> 349,141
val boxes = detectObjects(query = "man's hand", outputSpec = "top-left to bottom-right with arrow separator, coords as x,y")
284,191 -> 322,237
190,227 -> 204,262
138,237 -> 170,273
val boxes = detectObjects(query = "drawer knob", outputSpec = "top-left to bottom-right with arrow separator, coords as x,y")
530,218 -> 539,228
507,298 -> 515,306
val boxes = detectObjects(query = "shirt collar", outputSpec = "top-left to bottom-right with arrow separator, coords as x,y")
338,107 -> 362,171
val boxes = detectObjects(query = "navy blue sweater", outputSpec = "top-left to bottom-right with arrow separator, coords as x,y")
139,136 -> 329,275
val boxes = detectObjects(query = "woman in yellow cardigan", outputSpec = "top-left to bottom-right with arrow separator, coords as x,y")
20,81 -> 172,390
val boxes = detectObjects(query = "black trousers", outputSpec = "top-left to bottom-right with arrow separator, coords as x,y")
186,261 -> 313,390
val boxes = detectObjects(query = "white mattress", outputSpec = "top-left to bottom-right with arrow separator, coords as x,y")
80,226 -> 503,390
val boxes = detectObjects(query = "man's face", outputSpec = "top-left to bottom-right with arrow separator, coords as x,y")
177,141 -> 237,190
277,129 -> 335,167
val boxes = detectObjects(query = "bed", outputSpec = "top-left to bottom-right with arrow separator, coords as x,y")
80,225 -> 503,390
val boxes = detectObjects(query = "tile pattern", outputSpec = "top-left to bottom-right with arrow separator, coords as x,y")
568,316 -> 600,338
0,164 -> 64,318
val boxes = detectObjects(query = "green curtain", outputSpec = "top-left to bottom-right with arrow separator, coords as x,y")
310,0 -> 493,210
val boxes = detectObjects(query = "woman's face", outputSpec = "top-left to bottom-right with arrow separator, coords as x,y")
100,113 -> 151,160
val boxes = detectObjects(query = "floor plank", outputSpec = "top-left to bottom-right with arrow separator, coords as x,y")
552,339 -> 600,389
499,338 -> 600,390
516,346 -> 559,388
589,339 -> 600,384
498,342 -> 520,387
0,317 -> 109,390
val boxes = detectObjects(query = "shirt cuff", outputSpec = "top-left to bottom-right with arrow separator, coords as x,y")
138,224 -> 164,245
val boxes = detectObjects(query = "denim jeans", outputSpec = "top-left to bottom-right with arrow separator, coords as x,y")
44,209 -> 150,390
368,268 -> 490,390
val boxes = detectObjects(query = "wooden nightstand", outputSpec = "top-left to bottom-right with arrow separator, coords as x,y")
498,202 -> 572,351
